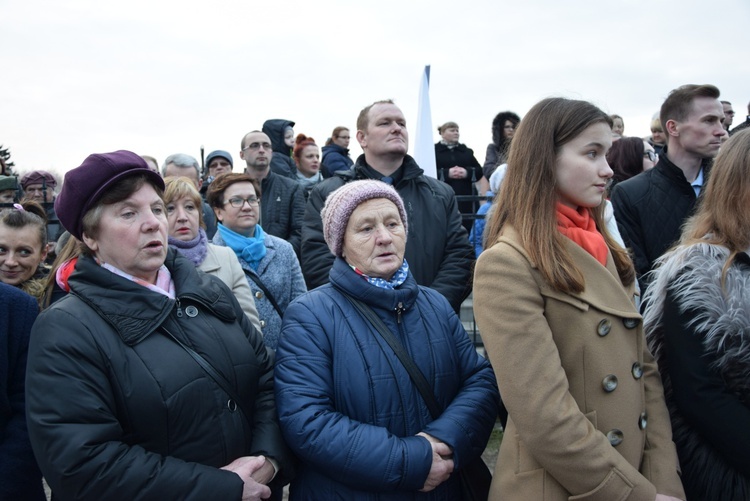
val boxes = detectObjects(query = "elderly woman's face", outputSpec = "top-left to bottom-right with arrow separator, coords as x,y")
166,195 -> 200,242
82,183 -> 168,284
342,198 -> 406,280
0,222 -> 47,286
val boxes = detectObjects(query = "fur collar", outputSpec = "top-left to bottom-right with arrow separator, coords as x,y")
644,241 -> 750,395
643,240 -> 750,498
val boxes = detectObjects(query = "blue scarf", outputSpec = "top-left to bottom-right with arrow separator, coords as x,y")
217,223 -> 267,270
350,259 -> 410,289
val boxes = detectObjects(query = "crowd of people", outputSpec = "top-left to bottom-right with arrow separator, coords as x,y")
1,86 -> 749,500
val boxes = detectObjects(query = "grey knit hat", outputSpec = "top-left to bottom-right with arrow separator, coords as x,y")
321,180 -> 408,257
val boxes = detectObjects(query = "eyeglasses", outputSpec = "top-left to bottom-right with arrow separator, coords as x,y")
224,196 -> 260,208
337,135 -> 350,140
650,129 -> 663,134
643,151 -> 658,162
241,142 -> 272,151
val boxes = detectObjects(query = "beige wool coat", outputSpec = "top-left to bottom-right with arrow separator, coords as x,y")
474,226 -> 684,501
199,243 -> 262,332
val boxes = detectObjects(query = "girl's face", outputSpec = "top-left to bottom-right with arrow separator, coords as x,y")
612,117 -> 624,136
0,222 -> 47,286
555,122 -> 614,209
284,128 -> 295,148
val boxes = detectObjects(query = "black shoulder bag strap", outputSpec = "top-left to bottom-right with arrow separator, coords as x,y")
159,326 -> 254,423
243,269 -> 284,319
335,288 -> 442,419
336,287 -> 492,501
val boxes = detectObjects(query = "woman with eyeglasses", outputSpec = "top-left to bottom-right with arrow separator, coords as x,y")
208,173 -> 306,350
606,137 -> 658,194
321,126 -> 354,177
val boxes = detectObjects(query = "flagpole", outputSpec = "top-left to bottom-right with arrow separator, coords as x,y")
413,65 -> 436,178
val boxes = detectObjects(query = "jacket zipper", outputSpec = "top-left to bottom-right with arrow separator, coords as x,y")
395,302 -> 404,324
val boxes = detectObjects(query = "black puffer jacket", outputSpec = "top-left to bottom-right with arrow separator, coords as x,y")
611,150 -> 708,290
26,250 -> 292,500
260,170 -> 305,257
301,155 -> 474,312
262,119 -> 297,179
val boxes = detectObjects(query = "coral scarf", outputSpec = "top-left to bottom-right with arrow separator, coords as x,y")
556,203 -> 608,266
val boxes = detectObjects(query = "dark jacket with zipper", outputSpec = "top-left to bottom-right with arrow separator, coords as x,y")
25,250 -> 292,500
275,257 -> 499,499
611,149 -> 710,291
301,155 -> 474,312
259,169 -> 305,258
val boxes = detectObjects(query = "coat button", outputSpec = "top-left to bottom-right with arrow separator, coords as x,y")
623,317 -> 639,329
227,399 -> 237,412
597,319 -> 611,337
185,305 -> 199,317
606,429 -> 623,446
255,291 -> 263,299
639,412 -> 648,430
632,362 -> 643,379
260,320 -> 266,328
602,374 -> 618,392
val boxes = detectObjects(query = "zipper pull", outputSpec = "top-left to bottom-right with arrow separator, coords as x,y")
175,298 -> 183,317
395,302 -> 404,324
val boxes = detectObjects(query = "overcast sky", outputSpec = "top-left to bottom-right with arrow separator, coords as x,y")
3,0 -> 748,179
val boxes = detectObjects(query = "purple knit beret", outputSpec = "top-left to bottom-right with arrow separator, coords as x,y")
20,170 -> 57,190
55,150 -> 165,240
321,179 -> 408,257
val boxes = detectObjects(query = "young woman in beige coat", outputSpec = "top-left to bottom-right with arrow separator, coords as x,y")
473,98 -> 685,501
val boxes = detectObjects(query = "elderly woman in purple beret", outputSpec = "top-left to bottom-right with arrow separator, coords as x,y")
25,150 -> 292,501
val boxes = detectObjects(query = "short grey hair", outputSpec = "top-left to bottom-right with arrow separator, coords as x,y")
162,153 -> 200,179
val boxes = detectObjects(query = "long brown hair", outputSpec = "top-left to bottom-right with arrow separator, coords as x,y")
679,129 -> 750,284
484,97 -> 634,293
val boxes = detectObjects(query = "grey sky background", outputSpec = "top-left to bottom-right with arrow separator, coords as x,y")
3,0 -> 748,179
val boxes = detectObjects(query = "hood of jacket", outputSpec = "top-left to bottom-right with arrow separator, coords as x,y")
262,119 -> 295,154
67,249 -> 238,346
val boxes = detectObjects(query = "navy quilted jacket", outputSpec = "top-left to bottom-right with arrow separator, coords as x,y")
611,151 -> 708,291
275,257 -> 499,500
